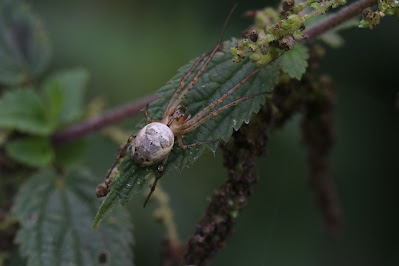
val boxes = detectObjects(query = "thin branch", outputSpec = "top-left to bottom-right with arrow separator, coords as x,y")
300,74 -> 342,235
51,0 -> 377,145
304,0 -> 378,39
51,95 -> 158,145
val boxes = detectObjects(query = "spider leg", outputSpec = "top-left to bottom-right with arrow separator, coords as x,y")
105,134 -> 136,180
180,92 -> 269,135
163,53 -> 208,119
144,103 -> 160,123
177,135 -> 218,149
143,151 -> 171,207
143,171 -> 162,208
166,4 -> 238,114
181,52 -> 283,128
183,67 -> 263,129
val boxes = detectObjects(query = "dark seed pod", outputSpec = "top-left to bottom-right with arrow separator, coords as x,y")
362,7 -> 373,20
281,0 -> 295,16
279,35 -> 296,50
271,22 -> 281,30
246,29 -> 259,43
96,183 -> 109,198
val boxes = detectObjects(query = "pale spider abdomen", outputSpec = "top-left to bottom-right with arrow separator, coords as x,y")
131,122 -> 174,167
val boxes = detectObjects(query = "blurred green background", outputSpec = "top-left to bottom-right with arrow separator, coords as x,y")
32,0 -> 398,265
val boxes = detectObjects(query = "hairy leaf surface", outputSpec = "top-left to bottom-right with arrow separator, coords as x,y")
42,68 -> 89,123
280,44 -> 309,80
0,89 -> 56,134
94,40 -> 281,227
5,136 -> 54,167
13,168 -> 134,266
0,0 -> 51,86
0,68 -> 89,135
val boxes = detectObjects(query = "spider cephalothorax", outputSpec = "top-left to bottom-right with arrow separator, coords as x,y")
165,105 -> 190,133
100,5 -> 269,205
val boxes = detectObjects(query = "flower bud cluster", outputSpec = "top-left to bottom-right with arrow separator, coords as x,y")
359,0 -> 399,29
231,0 -> 347,66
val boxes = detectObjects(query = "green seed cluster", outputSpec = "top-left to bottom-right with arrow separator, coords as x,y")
359,0 -> 399,29
231,0 -> 347,66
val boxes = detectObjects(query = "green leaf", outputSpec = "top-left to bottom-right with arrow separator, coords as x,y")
0,250 -> 25,266
5,136 -> 54,167
0,129 -> 7,145
0,70 -> 88,135
55,139 -> 88,168
94,40 -> 280,227
94,158 -> 152,228
42,68 -> 89,123
280,44 -> 309,80
13,168 -> 134,266
0,0 -> 51,86
0,89 -> 56,135
43,81 -> 64,122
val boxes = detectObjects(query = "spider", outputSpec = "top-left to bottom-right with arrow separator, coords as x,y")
100,5 -> 268,206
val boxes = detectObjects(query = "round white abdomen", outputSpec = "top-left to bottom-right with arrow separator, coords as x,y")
131,122 -> 174,167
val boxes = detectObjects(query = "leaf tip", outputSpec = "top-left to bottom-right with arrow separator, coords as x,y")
93,212 -> 104,230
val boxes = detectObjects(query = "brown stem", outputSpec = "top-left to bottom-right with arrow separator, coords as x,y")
182,46 -> 343,263
183,109 -> 270,265
272,47 -> 343,235
300,73 -> 342,235
49,0 -> 375,145
51,95 -> 158,145
304,0 -> 378,40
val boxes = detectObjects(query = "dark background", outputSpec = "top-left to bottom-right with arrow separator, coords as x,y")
32,0 -> 399,265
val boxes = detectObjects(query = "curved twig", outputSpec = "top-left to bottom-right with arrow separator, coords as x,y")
50,0 -> 377,145
51,95 -> 158,145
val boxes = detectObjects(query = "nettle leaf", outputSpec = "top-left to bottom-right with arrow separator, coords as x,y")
280,44 -> 309,80
43,81 -> 64,122
13,168 -> 134,266
0,0 -> 51,86
0,89 -> 56,135
5,136 -> 54,167
42,68 -> 89,123
55,139 -> 88,168
0,69 -> 89,135
94,158 -> 153,228
94,40 -> 280,227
